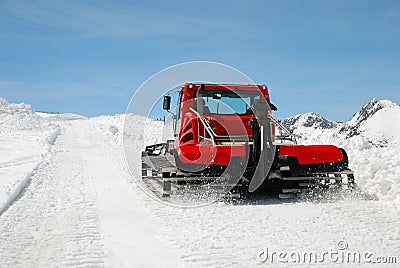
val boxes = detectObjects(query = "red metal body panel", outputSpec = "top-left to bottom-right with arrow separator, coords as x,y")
176,144 -> 246,166
279,145 -> 344,165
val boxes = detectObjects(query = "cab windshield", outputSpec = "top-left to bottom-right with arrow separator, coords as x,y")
196,90 -> 261,115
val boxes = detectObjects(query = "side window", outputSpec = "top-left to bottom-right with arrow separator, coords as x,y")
174,90 -> 183,134
176,90 -> 182,120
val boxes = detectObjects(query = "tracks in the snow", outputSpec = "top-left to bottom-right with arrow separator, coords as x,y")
0,127 -> 105,267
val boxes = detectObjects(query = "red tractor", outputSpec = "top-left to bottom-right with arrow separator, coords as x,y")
141,83 -> 354,198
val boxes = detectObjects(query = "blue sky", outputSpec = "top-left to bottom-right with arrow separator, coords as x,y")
0,0 -> 399,121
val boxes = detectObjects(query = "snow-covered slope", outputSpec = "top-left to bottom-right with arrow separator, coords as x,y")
346,98 -> 400,146
0,98 -> 61,212
0,98 -> 47,132
282,112 -> 345,145
96,114 -> 171,147
283,98 -> 400,146
282,98 -> 400,202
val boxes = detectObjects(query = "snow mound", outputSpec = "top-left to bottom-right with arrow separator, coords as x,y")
0,98 -> 60,212
96,114 -> 125,146
0,98 -> 48,132
36,112 -> 87,121
345,140 -> 400,202
95,114 -> 173,148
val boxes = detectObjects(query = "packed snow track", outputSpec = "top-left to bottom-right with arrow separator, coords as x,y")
0,119 -> 183,267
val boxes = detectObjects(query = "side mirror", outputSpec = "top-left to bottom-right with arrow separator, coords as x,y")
269,102 -> 277,111
163,96 -> 171,110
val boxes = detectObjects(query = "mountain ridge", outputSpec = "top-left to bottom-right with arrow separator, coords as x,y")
282,98 -> 400,147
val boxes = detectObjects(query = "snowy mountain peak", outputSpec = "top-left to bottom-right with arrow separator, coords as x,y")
377,99 -> 400,109
352,99 -> 400,145
342,98 -> 400,142
283,112 -> 338,131
348,98 -> 399,127
282,98 -> 400,148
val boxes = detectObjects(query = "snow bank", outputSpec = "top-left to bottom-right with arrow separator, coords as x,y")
96,114 -> 126,146
345,138 -> 400,202
0,98 -> 45,132
0,98 -> 60,213
36,112 -> 87,121
95,114 -> 173,148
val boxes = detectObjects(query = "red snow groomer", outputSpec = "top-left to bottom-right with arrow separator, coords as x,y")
141,83 -> 354,198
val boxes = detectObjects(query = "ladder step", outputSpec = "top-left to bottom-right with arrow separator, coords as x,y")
282,188 -> 301,193
282,176 -> 317,181
280,166 -> 290,171
298,182 -> 318,187
279,193 -> 297,199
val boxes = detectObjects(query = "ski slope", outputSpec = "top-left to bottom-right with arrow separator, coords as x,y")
0,98 -> 399,267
